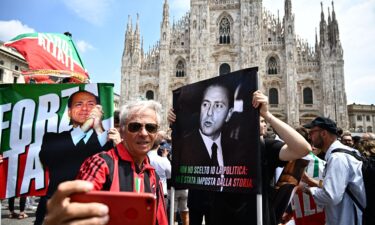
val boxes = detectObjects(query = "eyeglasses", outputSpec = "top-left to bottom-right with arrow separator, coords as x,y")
309,128 -> 322,135
127,122 -> 158,134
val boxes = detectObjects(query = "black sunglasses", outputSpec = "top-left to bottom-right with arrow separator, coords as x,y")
127,122 -> 158,134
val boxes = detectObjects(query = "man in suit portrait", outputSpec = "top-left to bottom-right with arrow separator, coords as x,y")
177,83 -> 236,168
35,90 -> 111,225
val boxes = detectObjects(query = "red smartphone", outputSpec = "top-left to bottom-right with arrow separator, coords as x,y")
70,191 -> 156,225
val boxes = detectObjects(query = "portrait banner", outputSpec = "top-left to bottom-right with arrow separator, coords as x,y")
171,67 -> 260,193
0,83 -> 114,199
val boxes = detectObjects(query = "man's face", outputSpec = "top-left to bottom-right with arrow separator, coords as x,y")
341,135 -> 354,147
68,92 -> 97,126
308,127 -> 325,149
123,108 -> 158,159
259,116 -> 267,136
200,86 -> 232,140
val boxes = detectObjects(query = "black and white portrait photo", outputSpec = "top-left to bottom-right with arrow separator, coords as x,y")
172,68 -> 261,193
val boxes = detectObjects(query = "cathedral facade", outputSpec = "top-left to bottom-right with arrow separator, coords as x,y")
121,0 -> 348,129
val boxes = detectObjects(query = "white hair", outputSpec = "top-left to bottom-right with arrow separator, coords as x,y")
119,100 -> 162,129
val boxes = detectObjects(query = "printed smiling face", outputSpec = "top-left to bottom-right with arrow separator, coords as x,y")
68,92 -> 97,127
199,85 -> 232,141
123,108 -> 159,159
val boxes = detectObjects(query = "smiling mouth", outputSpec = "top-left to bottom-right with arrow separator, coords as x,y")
136,141 -> 149,145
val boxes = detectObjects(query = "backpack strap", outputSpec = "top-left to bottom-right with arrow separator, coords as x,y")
346,186 -> 365,211
331,148 -> 365,211
332,148 -> 362,161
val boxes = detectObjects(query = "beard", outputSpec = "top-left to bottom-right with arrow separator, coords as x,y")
312,135 -> 324,149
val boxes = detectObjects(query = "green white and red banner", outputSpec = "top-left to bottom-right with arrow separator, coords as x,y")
4,33 -> 89,83
0,83 -> 113,199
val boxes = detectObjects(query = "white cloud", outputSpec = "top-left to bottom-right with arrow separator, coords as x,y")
76,40 -> 94,53
0,20 -> 36,42
346,75 -> 375,105
62,0 -> 113,26
170,0 -> 190,19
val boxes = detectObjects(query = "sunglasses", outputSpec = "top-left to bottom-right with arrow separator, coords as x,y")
127,122 -> 158,134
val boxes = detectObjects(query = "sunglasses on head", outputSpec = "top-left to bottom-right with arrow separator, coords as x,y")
127,122 -> 158,134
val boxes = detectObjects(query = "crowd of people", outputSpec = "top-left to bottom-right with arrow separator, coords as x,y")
1,88 -> 374,225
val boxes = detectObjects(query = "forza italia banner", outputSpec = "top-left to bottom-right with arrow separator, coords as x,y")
0,83 -> 113,198
4,33 -> 89,83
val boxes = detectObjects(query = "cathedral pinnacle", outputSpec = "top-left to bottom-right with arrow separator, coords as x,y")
284,0 -> 292,20
162,0 -> 170,26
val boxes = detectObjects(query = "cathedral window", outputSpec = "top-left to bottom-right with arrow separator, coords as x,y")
357,115 -> 362,121
146,90 -> 154,100
303,87 -> 313,104
357,126 -> 363,132
219,17 -> 231,44
219,63 -> 230,75
176,60 -> 185,77
267,57 -> 278,75
0,69 -> 3,81
367,126 -> 373,133
0,60 -> 4,65
269,88 -> 279,106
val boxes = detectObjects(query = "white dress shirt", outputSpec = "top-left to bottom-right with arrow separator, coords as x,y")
310,140 -> 366,225
200,131 -> 224,167
70,126 -> 108,147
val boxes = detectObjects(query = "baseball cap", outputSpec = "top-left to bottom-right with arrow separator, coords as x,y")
303,116 -> 338,135
159,142 -> 171,151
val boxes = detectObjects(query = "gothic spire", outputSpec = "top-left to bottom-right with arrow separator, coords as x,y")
331,1 -> 336,21
315,27 -> 319,51
319,2 -> 327,47
284,0 -> 292,20
329,1 -> 340,48
141,36 -> 144,57
327,7 -> 331,24
127,15 -> 132,34
124,15 -> 133,56
162,0 -> 169,27
134,13 -> 140,52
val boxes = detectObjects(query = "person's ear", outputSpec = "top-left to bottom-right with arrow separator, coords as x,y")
225,108 -> 234,122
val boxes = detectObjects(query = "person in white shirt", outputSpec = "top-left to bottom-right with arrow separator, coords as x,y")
148,134 -> 172,205
303,116 -> 366,225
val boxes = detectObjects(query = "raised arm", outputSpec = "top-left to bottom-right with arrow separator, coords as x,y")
252,90 -> 311,161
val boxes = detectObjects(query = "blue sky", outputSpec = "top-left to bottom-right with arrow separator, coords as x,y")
1,0 -> 374,104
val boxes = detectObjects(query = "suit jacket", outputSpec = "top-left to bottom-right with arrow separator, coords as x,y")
39,130 -> 111,197
176,129 -> 241,167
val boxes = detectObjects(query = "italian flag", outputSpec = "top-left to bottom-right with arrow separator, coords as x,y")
4,33 -> 89,83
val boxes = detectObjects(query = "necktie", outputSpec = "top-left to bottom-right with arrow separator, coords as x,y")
211,142 -> 219,166
76,138 -> 85,149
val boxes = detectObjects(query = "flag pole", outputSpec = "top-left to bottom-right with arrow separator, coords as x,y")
169,187 -> 175,225
257,194 -> 263,225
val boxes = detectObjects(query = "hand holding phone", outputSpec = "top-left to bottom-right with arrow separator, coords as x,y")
70,191 -> 157,225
